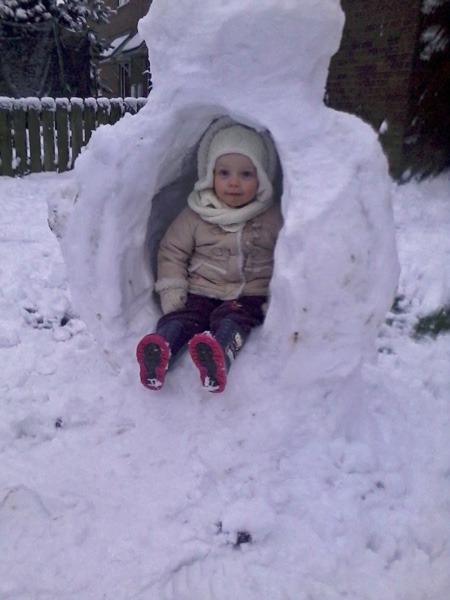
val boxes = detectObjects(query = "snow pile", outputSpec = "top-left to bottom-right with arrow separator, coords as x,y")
40,2 -> 409,592
1,161 -> 449,598
60,0 -> 398,401
393,175 -> 450,317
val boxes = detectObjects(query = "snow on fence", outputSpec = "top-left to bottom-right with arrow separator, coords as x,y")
0,96 -> 147,177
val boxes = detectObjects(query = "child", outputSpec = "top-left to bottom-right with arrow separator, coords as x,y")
136,117 -> 282,393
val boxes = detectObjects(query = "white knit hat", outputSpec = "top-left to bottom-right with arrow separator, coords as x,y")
194,116 -> 278,204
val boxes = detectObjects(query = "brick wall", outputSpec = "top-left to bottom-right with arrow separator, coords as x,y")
326,0 -> 423,178
99,0 -> 152,39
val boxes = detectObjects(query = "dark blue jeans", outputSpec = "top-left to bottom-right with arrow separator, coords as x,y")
156,293 -> 266,355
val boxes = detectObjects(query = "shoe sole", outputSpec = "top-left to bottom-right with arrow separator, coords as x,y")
136,334 -> 170,390
189,333 -> 227,393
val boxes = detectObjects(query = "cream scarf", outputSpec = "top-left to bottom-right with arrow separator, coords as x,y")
187,189 -> 274,232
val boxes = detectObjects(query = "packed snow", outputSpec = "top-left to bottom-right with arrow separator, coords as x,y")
61,0 -> 398,394
1,169 -> 449,600
1,0 -> 449,598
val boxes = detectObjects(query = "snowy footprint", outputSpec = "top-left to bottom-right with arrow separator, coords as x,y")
147,552 -> 297,600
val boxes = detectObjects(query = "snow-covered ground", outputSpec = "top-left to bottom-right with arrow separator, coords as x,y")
0,170 -> 449,599
1,0 -> 449,597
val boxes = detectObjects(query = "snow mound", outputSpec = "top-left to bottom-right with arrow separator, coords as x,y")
58,0 -> 399,403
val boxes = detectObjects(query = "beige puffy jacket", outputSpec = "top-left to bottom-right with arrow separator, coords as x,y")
156,203 -> 283,301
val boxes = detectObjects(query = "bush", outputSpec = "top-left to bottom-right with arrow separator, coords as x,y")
413,305 -> 450,339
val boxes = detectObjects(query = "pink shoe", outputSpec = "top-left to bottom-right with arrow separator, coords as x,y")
136,334 -> 171,390
189,332 -> 228,393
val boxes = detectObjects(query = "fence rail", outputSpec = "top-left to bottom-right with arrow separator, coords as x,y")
0,96 -> 147,177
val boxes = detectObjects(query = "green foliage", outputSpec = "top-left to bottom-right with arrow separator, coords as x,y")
0,0 -> 53,23
0,0 -> 112,94
414,305 -> 450,339
0,0 -> 112,29
403,0 -> 450,179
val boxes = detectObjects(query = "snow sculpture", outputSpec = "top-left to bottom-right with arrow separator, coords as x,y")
59,0 -> 399,399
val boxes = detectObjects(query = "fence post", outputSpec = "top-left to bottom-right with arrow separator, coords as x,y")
0,98 -> 14,177
84,98 -> 96,145
13,99 -> 28,176
137,97 -> 147,112
42,97 -> 56,172
110,98 -> 124,125
27,98 -> 42,173
70,98 -> 84,167
124,97 -> 138,115
55,98 -> 70,172
97,97 -> 111,126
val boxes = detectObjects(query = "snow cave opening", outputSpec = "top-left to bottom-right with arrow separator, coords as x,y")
144,114 -> 284,310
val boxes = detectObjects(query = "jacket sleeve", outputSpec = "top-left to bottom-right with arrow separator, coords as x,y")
155,207 -> 196,294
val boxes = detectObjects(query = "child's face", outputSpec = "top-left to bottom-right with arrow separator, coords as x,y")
213,153 -> 259,208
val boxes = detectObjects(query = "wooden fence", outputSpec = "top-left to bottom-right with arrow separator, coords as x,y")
0,97 -> 147,177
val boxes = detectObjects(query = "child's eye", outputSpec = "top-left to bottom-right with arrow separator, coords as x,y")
217,169 -> 229,177
241,170 -> 255,178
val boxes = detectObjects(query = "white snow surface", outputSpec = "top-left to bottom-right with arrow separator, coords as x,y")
1,0 -> 449,598
1,170 -> 449,600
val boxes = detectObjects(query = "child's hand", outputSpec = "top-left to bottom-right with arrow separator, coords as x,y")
160,288 -> 187,314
